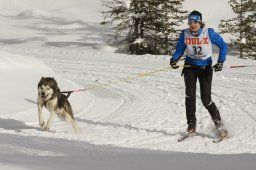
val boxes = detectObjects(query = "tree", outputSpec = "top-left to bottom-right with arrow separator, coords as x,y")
219,0 -> 256,59
141,0 -> 187,55
245,4 -> 256,59
102,0 -> 187,55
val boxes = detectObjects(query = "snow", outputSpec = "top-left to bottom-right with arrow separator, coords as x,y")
241,37 -> 246,44
123,0 -> 131,9
17,9 -> 53,19
133,38 -> 145,44
0,0 -> 256,169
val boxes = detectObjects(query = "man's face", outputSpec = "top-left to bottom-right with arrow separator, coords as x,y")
188,20 -> 201,32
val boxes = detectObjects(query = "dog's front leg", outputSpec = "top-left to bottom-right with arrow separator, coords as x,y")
44,112 -> 56,131
37,103 -> 45,128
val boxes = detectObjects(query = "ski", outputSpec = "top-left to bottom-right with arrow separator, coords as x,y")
178,132 -> 198,142
213,128 -> 228,143
213,137 -> 223,143
178,130 -> 227,143
213,135 -> 228,143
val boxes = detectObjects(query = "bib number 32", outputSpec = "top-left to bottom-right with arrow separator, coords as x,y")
193,46 -> 202,55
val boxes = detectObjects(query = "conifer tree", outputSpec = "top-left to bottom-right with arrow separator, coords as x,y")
219,0 -> 256,59
102,0 -> 187,55
245,1 -> 256,59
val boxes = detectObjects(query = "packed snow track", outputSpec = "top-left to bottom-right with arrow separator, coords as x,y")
4,52 -> 254,154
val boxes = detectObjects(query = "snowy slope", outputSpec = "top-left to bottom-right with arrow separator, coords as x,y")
0,0 -> 234,30
0,0 -> 103,22
1,21 -> 256,154
0,51 -> 55,113
0,51 -> 90,129
0,0 -> 256,170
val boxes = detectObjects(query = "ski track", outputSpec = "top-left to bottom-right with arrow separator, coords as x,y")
1,51 -> 256,154
1,55 -> 252,154
211,71 -> 256,152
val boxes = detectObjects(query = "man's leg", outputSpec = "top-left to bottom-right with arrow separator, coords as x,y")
183,68 -> 198,131
198,68 -> 222,126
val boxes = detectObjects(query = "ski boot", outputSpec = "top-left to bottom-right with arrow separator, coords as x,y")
213,120 -> 228,142
178,125 -> 197,142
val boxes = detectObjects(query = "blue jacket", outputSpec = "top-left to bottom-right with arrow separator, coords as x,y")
171,28 -> 228,66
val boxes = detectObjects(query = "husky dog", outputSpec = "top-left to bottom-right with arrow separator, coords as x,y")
37,77 -> 80,132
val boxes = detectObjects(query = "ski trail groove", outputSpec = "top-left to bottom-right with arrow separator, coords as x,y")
6,56 -> 254,154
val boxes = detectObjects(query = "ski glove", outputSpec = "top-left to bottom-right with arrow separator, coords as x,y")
170,59 -> 179,69
213,62 -> 223,72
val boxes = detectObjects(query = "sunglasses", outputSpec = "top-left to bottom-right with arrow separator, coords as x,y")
188,20 -> 200,25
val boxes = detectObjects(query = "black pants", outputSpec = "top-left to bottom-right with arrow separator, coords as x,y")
183,66 -> 221,128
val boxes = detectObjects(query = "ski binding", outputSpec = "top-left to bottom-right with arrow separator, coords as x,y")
178,132 -> 198,142
213,128 -> 228,143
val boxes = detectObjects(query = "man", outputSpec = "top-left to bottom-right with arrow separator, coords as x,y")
170,10 -> 228,137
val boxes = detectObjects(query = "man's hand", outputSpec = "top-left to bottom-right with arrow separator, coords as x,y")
170,59 -> 179,69
213,62 -> 223,72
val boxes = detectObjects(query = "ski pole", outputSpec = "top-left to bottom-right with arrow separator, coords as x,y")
224,65 -> 256,69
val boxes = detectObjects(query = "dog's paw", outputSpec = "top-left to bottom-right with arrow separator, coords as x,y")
43,126 -> 50,131
75,127 -> 81,134
39,121 -> 45,128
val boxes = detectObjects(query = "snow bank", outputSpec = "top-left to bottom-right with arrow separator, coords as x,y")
0,51 -> 54,113
15,8 -> 101,21
51,8 -> 92,20
40,22 -> 85,30
0,0 -> 103,22
17,9 -> 53,19
0,0 -> 93,12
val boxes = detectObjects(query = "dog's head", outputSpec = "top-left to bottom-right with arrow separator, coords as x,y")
38,77 -> 59,102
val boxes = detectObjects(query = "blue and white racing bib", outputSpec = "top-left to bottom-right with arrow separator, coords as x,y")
184,28 -> 212,60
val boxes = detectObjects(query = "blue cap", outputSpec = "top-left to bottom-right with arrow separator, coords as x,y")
188,15 -> 201,22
